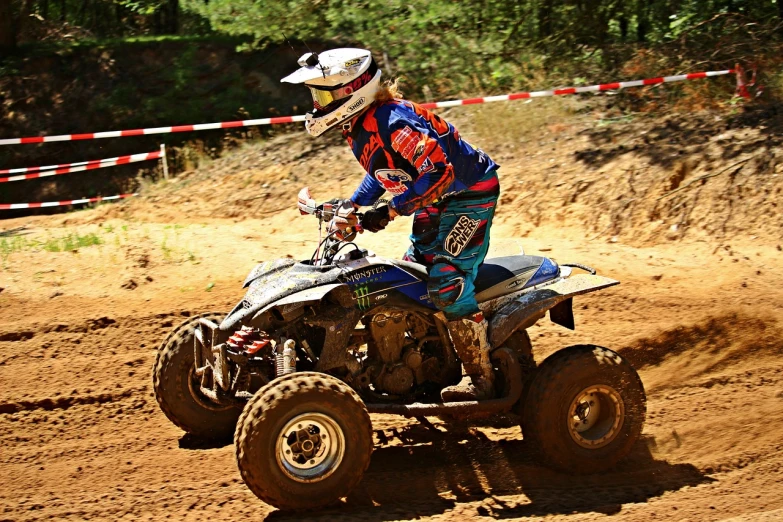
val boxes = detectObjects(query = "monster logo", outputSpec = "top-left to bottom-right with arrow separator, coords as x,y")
444,215 -> 481,256
340,266 -> 387,284
374,169 -> 412,196
353,285 -> 372,311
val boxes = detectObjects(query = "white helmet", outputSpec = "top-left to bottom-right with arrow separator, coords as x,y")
281,48 -> 381,137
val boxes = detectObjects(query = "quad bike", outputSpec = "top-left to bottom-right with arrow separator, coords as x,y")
153,188 -> 646,511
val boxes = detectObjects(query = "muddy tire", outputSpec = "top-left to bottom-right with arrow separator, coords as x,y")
522,345 -> 646,474
235,372 -> 373,511
152,313 -> 241,439
502,330 -> 537,418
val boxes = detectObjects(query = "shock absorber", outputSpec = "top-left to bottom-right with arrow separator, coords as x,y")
275,339 -> 297,377
227,326 -> 257,351
227,327 -> 272,355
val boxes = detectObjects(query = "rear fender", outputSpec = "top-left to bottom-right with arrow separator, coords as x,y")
489,274 -> 619,348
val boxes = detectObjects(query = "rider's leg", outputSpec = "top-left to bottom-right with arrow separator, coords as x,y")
402,205 -> 441,265
424,170 -> 500,401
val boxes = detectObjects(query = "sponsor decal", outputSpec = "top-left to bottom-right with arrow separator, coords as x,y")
346,71 -> 372,93
505,268 -> 537,289
359,133 -> 383,172
444,215 -> 481,256
412,140 -> 427,163
340,266 -> 387,284
344,58 -> 362,67
507,278 -> 526,290
375,293 -> 388,301
417,157 -> 435,175
347,97 -> 366,112
353,285 -> 372,311
391,126 -> 419,161
374,169 -> 412,196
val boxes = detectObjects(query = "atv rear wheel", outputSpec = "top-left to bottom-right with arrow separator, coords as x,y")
153,313 -> 242,439
522,345 -> 646,474
235,372 -> 373,511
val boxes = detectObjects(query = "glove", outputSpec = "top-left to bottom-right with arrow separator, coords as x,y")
362,204 -> 390,233
320,198 -> 352,222
326,199 -> 359,240
324,197 -> 351,207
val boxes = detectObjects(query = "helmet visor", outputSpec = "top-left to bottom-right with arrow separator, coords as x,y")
309,86 -> 341,111
307,59 -> 379,111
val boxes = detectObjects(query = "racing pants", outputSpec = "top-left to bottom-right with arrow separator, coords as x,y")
403,169 -> 500,320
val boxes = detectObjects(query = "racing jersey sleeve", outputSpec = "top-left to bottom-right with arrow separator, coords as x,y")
350,173 -> 385,207
386,119 -> 455,216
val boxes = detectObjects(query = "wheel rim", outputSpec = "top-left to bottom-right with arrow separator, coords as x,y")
275,412 -> 346,483
567,385 -> 624,449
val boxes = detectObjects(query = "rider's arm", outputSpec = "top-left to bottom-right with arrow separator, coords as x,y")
350,172 -> 385,208
386,123 -> 455,217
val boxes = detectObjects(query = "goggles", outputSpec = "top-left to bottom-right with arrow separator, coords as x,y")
308,60 -> 379,111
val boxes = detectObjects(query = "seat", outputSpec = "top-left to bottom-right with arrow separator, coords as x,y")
392,255 -> 559,303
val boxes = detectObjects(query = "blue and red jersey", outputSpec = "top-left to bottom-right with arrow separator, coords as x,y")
345,100 -> 497,216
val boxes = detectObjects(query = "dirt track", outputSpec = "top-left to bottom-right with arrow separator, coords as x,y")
1,210 -> 782,521
2,104 -> 783,520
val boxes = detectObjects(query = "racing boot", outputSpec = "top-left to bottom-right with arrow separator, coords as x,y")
441,312 -> 495,402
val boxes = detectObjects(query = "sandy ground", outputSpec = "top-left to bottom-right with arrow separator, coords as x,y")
1,205 -> 782,521
1,100 -> 782,520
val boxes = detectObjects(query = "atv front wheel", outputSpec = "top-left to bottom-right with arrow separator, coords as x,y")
152,313 -> 242,439
522,345 -> 646,474
235,372 -> 373,511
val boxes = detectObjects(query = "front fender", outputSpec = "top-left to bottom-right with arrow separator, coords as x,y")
489,274 -> 619,348
250,283 -> 354,326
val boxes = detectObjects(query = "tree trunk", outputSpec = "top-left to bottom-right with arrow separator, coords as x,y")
636,0 -> 649,43
154,9 -> 162,35
0,0 -> 18,51
43,0 -> 49,19
778,0 -> 783,21
619,16 -> 628,42
168,0 -> 179,34
60,0 -> 66,22
79,0 -> 88,26
538,0 -> 553,39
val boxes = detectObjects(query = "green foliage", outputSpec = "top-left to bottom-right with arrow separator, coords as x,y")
179,0 -> 783,98
8,0 -> 783,99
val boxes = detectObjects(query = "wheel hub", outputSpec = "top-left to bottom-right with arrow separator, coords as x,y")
276,413 -> 345,483
568,385 -> 624,449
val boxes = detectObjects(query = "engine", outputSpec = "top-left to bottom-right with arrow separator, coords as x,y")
364,312 -> 442,395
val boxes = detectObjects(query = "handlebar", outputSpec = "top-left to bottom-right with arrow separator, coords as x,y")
298,187 -> 389,265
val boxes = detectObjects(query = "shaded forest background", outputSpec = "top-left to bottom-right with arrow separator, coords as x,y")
3,0 -> 783,94
0,0 -> 782,213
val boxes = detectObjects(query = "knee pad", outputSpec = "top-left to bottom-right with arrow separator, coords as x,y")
427,261 -> 465,309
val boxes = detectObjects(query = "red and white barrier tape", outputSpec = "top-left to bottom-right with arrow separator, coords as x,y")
0,150 -> 161,182
0,69 -> 734,146
419,70 -> 734,109
0,193 -> 138,210
0,116 -> 306,145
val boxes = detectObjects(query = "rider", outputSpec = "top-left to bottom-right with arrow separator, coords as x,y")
282,48 -> 500,402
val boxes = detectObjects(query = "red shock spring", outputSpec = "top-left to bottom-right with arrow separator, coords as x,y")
227,326 -> 257,351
